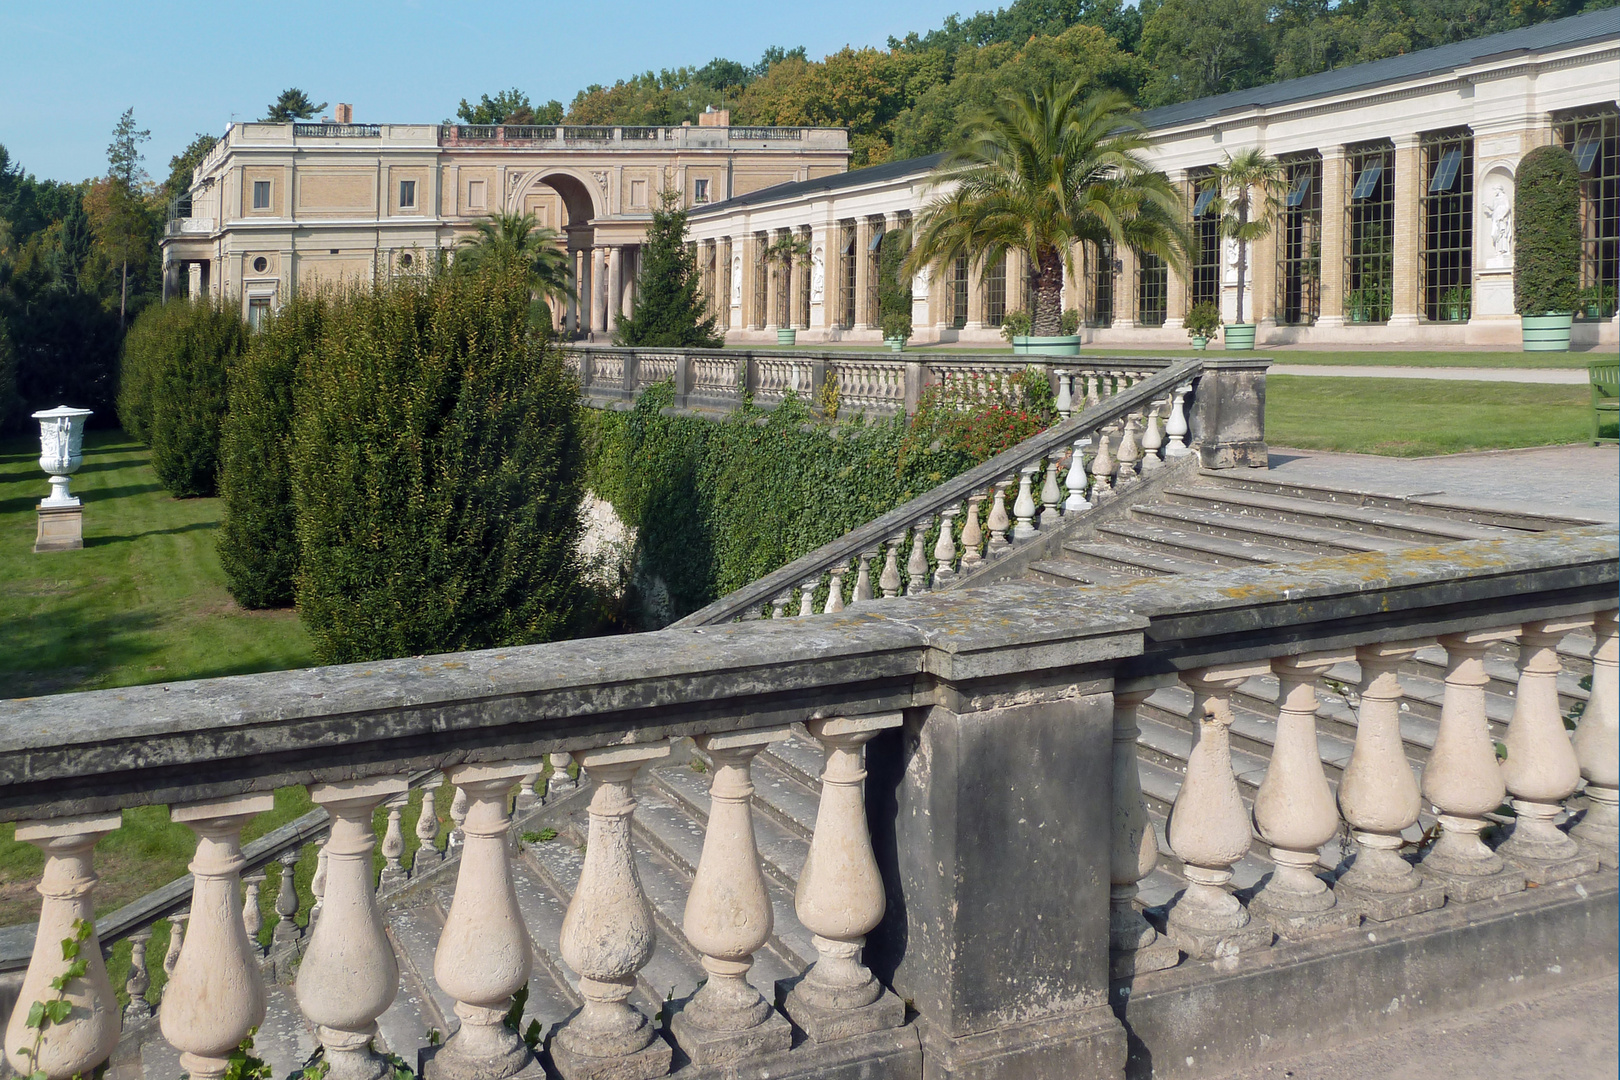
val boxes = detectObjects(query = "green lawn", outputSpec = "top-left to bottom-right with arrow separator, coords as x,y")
1266,375 -> 1604,456
0,429 -> 315,698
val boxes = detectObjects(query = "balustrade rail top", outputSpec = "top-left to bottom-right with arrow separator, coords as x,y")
564,344 -> 1185,369
673,359 -> 1205,627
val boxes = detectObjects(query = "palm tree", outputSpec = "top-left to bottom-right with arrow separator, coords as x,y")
908,83 -> 1187,337
1211,149 -> 1286,326
455,211 -> 575,312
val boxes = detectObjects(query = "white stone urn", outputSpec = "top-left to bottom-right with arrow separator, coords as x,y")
33,406 -> 93,507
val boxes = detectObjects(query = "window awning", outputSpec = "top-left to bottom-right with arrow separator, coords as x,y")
1428,148 -> 1462,194
1351,161 -> 1383,200
1192,185 -> 1219,217
1575,136 -> 1602,174
868,229 -> 885,251
1285,173 -> 1313,207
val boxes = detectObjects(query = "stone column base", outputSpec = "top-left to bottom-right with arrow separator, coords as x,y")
546,1035 -> 671,1080
1109,939 -> 1181,980
778,977 -> 905,1042
1420,865 -> 1526,904
1167,919 -> 1274,961
670,1006 -> 791,1067
419,1043 -> 545,1080
35,504 -> 83,552
1579,838 -> 1619,871
1248,891 -> 1362,940
1335,877 -> 1447,922
1503,848 -> 1600,887
916,1004 -> 1125,1080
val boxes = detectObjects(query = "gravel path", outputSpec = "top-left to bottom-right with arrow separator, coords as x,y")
1270,365 -> 1590,384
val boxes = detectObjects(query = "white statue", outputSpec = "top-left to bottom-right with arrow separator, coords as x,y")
1483,182 -> 1513,265
33,405 -> 93,507
1223,236 -> 1242,283
913,263 -> 931,300
731,254 -> 743,307
810,245 -> 825,303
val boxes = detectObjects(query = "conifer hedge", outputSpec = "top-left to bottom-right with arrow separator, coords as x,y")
1514,145 -> 1582,316
290,263 -> 586,663
119,300 -> 189,443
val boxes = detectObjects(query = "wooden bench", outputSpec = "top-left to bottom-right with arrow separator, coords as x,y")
1591,357 -> 1619,446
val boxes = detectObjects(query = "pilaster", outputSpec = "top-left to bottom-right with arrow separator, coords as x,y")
1390,134 -> 1423,329
1318,146 -> 1348,329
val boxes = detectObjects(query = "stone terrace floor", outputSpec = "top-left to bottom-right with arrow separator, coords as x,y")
1266,445 -> 1620,523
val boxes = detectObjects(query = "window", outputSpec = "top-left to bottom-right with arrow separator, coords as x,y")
1345,141 -> 1394,322
252,180 -> 271,210
866,219 -> 885,326
753,231 -> 768,329
400,252 -> 414,268
1557,108 -> 1619,320
251,256 -> 268,273
693,178 -> 710,203
775,230 -> 793,326
1137,252 -> 1167,327
984,256 -> 1007,327
798,231 -> 812,329
1189,172 -> 1220,310
399,179 -> 417,210
1276,154 -> 1322,326
468,179 -> 487,210
1420,129 -> 1473,322
950,255 -> 969,330
248,298 -> 271,332
839,221 -> 857,329
1087,241 -> 1115,328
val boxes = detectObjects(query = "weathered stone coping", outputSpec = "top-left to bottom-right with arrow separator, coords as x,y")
0,524 -> 1610,823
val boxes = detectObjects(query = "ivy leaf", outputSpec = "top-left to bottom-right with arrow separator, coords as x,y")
46,999 -> 74,1024
61,937 -> 80,960
25,1001 -> 46,1029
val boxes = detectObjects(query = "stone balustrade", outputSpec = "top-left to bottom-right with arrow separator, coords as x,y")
0,522 -> 1612,1080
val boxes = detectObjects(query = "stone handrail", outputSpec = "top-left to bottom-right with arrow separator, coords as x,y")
0,523 -> 1613,1079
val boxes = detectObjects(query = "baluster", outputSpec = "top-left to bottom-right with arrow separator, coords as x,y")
552,745 -> 674,1080
1090,428 -> 1116,502
1420,629 -> 1527,901
162,794 -> 274,1080
1139,400 -> 1166,472
1085,373 -> 1102,409
2,813 -> 123,1080
1064,439 -> 1092,513
853,551 -> 877,604
1166,665 -> 1274,959
672,731 -> 794,1064
273,849 -> 303,947
1054,369 -> 1072,418
1250,653 -> 1360,937
798,579 -> 817,617
1336,642 -> 1446,920
932,507 -> 959,589
986,481 -> 1012,556
1012,464 -> 1039,540
415,775 -> 443,871
784,714 -> 907,1039
1573,609 -> 1619,860
1039,458 -> 1062,526
770,594 -> 790,619
125,929 -> 155,1024
824,566 -> 846,614
879,536 -> 904,599
1164,385 -> 1191,457
1500,619 -> 1600,882
298,779 -> 406,1080
430,763 -> 542,1080
517,771 -> 543,813
1110,690 -> 1181,978
379,794 -> 409,893
1115,414 -> 1143,485
242,873 -> 266,953
164,910 -> 187,976
448,785 -> 469,853
959,495 -> 984,570
905,522 -> 930,595
548,751 -> 578,799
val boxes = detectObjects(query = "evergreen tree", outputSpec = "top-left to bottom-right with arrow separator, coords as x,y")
612,190 -> 722,347
265,89 -> 327,122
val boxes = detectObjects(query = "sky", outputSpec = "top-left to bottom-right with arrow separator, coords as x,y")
0,0 -> 973,185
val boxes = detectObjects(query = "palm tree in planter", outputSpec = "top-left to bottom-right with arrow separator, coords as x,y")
908,83 -> 1186,356
764,232 -> 810,343
455,211 -> 575,334
1514,145 -> 1582,352
1209,149 -> 1286,350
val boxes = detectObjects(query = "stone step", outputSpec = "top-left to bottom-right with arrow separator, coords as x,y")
761,729 -> 827,790
1403,644 -> 1591,712
386,901 -> 461,1034
1141,683 -> 1359,780
1098,519 -> 1303,567
1127,501 -> 1410,556
374,964 -> 438,1065
1161,485 -> 1521,544
1025,557 -> 1146,588
651,763 -> 811,886
1060,539 -> 1211,577
505,850 -> 588,1036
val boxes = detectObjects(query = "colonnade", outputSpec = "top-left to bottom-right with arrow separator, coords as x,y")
565,244 -> 641,339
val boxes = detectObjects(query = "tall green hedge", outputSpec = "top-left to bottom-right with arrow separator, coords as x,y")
217,293 -> 325,609
877,231 -> 914,340
1514,145 -> 1582,316
290,263 -> 586,663
119,300 -> 187,443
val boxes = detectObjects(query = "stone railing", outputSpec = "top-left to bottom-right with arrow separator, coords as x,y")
0,520 -> 1611,1080
435,125 -> 841,149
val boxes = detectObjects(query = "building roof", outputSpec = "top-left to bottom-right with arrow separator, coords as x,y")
691,152 -> 946,216
1136,7 -> 1620,131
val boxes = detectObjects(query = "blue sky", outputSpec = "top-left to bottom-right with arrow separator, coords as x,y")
0,0 -> 973,184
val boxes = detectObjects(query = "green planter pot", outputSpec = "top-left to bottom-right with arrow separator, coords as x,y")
1012,335 -> 1081,356
776,328 -> 797,345
1350,309 -> 1368,324
1223,323 -> 1256,350
1190,337 -> 1208,351
1522,312 -> 1573,353
885,337 -> 906,352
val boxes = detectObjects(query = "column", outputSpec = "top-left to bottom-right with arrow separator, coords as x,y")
1420,629 -> 1527,901
161,794 -> 274,1080
1389,134 -> 1422,328
1165,172 -> 1189,328
789,242 -> 806,330
1336,641 -> 1446,920
551,744 -> 673,1080
1249,211 -> 1277,330
605,247 -> 622,335
809,226 -> 831,333
965,256 -> 985,331
1108,688 -> 1181,978
580,248 -> 595,339
1573,609 -> 1619,859
1114,244 -> 1138,331
1166,663 -> 1274,960
1249,653 -> 1360,937
1318,147 -> 1348,329
624,246 -> 637,320
427,762 -> 540,1080
853,219 -> 874,331
297,779 -> 406,1080
565,250 -> 579,339
740,233 -> 759,331
1500,619 -> 1600,882
2,813 -> 122,1080
671,730 -> 794,1065
720,238 -> 734,332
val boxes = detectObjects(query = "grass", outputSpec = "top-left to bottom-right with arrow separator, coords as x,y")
739,343 -> 1594,368
1266,375 -> 1606,456
0,429 -> 315,698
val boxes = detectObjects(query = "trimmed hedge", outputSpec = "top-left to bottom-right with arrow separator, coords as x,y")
217,293 -> 325,609
119,300 -> 187,443
1514,145 -> 1582,316
290,263 -> 586,663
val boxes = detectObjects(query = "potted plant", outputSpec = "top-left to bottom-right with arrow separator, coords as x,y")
1000,309 -> 1032,347
1211,149 -> 1286,351
1185,301 -> 1221,349
764,232 -> 810,344
877,230 -> 915,350
1440,284 -> 1472,323
1514,145 -> 1581,351
1346,288 -> 1368,323
882,310 -> 913,351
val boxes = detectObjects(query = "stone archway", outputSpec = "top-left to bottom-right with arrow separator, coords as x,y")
509,169 -> 601,231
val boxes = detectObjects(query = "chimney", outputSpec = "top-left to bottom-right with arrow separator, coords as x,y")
698,108 -> 730,128
335,103 -> 353,123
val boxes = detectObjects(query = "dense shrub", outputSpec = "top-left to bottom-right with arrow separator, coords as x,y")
6,288 -> 121,428
290,263 -> 586,664
119,300 -> 189,442
612,191 -> 721,347
217,293 -> 325,609
877,231 -> 913,341
0,319 -> 17,432
1514,146 -> 1582,316
146,299 -> 248,497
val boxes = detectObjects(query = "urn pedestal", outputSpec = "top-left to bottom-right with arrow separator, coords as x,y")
31,405 -> 92,554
